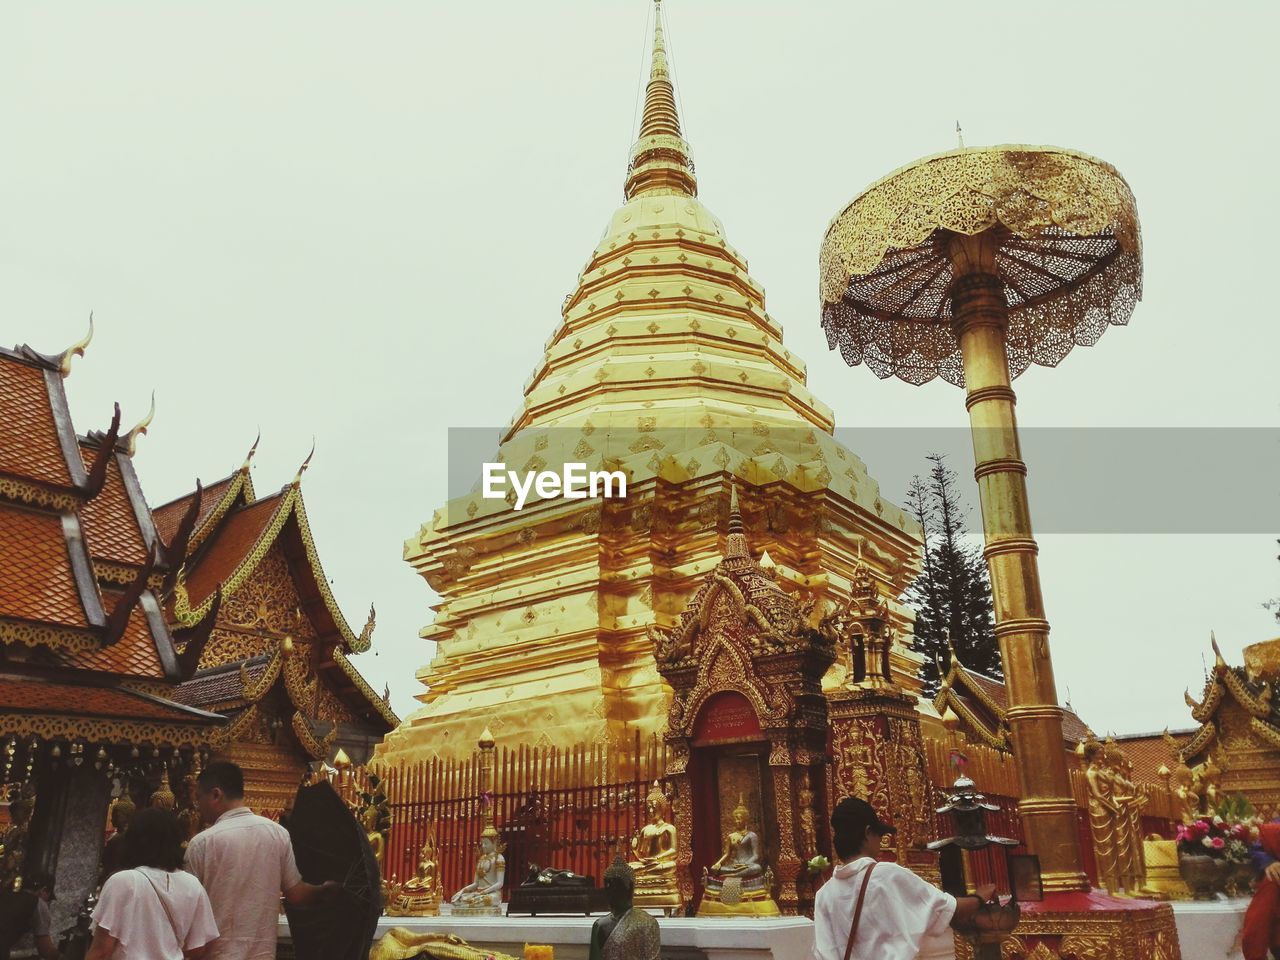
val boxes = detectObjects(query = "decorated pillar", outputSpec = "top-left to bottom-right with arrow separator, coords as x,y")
826,560 -> 938,882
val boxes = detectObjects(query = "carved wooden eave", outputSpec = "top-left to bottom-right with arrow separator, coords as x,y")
931,662 -> 1013,751
1179,640 -> 1279,762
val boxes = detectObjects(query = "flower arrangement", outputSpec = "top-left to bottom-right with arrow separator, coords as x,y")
807,855 -> 831,874
1176,817 -> 1229,857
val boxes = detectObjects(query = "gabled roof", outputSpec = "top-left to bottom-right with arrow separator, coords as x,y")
1180,635 -> 1280,761
0,345 -> 87,492
1113,729 -> 1195,786
934,658 -> 1091,751
0,502 -> 103,636
153,466 -> 255,554
78,437 -> 162,570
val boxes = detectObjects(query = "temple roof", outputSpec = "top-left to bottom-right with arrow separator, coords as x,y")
1112,729 -> 1195,787
0,344 -> 86,491
933,657 -> 1091,751
1179,634 -> 1280,761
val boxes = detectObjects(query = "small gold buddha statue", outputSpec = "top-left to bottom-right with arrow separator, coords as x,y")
361,803 -> 387,868
450,824 -> 506,915
628,782 -> 681,914
697,795 -> 779,917
386,828 -> 444,917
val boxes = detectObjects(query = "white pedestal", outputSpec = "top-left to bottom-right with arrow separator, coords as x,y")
278,913 -> 815,959
1171,898 -> 1249,960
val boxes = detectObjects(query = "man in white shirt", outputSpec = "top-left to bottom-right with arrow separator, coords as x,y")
184,761 -> 338,960
812,798 -> 994,960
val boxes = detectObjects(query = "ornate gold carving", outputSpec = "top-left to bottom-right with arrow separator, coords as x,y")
0,618 -> 98,655
0,477 -> 78,511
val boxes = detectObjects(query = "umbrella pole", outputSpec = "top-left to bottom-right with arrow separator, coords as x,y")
947,232 -> 1090,894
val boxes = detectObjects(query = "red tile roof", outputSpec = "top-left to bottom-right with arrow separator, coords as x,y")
79,451 -> 149,566
173,658 -> 272,709
60,587 -> 166,678
956,668 -> 1093,745
0,353 -> 76,488
153,474 -> 237,547
0,503 -> 89,627
1115,730 -> 1194,787
0,674 -> 218,724
185,494 -> 283,606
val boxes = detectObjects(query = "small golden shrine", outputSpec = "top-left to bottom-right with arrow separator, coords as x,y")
654,486 -> 834,916
1178,633 -> 1280,818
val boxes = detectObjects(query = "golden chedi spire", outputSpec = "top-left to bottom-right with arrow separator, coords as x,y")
383,0 -> 923,765
625,0 -> 696,200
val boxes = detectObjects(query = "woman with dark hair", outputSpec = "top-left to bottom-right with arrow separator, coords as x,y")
86,807 -> 218,960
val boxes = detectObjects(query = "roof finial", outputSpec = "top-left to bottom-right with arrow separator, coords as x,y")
241,429 -> 261,472
955,121 -> 965,149
124,391 -> 156,457
725,482 -> 748,558
292,438 -> 315,486
58,313 -> 95,377
624,0 -> 697,199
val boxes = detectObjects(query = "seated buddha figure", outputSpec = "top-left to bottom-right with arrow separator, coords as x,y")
387,830 -> 444,917
697,795 -> 779,917
450,825 -> 506,913
628,782 -> 681,913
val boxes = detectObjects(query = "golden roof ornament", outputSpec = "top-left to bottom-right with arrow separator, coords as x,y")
292,439 -> 316,487
150,767 -> 176,810
57,313 -> 94,377
624,0 -> 697,200
820,145 -> 1142,386
124,391 -> 156,457
240,429 -> 261,472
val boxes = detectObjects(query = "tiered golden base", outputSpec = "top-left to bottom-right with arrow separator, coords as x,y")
1141,840 -> 1191,901
697,876 -> 781,918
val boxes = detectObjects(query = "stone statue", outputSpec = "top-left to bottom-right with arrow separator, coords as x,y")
589,857 -> 660,960
629,781 -> 680,913
385,828 -> 443,917
697,795 -> 779,916
450,824 -> 505,913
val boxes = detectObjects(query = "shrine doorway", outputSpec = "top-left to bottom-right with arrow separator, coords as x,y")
686,691 -> 774,912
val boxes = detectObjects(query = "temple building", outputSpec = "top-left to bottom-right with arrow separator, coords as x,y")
0,329 -> 392,932
1175,633 -> 1280,819
378,0 -> 924,765
160,453 -> 398,816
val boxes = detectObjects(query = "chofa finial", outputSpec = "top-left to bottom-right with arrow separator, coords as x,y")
124,391 -> 156,456
292,438 -> 316,486
58,313 -> 95,377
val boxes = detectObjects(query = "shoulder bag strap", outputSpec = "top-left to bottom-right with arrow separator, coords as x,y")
135,868 -> 185,954
842,862 -> 877,960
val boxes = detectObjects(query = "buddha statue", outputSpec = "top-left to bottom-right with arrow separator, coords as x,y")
1080,739 -> 1121,893
628,781 -> 680,914
100,791 -> 137,885
450,824 -> 506,914
386,829 -> 443,917
589,857 -> 661,960
697,795 -> 779,917
361,803 -> 387,869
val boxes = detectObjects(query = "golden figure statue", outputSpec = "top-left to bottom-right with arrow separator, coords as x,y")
370,929 -> 517,960
361,803 -> 386,868
697,795 -> 780,917
0,783 -> 35,892
1113,752 -> 1152,895
628,781 -> 680,914
100,791 -> 137,884
150,767 -> 176,810
385,828 -> 444,917
450,823 -> 506,914
1080,738 -> 1121,894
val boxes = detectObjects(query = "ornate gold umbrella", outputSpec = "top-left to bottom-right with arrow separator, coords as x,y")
819,145 -> 1143,894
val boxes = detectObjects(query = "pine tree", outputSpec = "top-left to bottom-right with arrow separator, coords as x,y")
904,454 -> 1000,695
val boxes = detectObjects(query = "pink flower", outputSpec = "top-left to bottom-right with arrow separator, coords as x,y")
1211,837 -> 1226,850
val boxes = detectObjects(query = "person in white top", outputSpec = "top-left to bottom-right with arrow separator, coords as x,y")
183,761 -> 338,960
812,797 -> 995,960
87,807 -> 219,960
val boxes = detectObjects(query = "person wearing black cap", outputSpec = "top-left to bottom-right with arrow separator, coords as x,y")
0,871 -> 60,960
812,797 -> 995,960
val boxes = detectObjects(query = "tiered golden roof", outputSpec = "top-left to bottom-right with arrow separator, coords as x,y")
379,1 -> 924,763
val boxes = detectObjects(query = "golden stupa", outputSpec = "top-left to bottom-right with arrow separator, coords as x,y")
376,0 -> 923,763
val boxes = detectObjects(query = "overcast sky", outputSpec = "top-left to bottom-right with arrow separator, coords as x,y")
3,2 -> 1277,738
